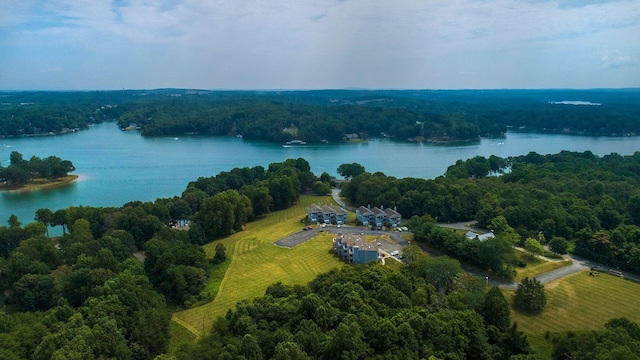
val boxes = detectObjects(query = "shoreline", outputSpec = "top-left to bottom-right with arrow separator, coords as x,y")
0,175 -> 79,192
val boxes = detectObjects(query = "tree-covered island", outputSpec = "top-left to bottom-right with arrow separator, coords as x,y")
0,151 -> 76,190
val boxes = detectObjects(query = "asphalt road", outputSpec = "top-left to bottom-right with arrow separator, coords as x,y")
332,188 -> 355,211
438,221 -> 640,288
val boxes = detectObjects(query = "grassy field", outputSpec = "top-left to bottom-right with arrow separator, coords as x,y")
173,195 -> 346,337
506,270 -> 640,358
166,320 -> 197,355
510,270 -> 640,333
514,248 -> 571,282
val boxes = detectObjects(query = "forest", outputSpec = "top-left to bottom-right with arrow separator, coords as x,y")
340,151 -> 640,275
1,150 -> 640,358
2,89 -> 640,141
0,158 -> 314,359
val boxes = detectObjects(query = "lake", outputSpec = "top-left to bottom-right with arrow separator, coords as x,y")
2,122 -> 640,226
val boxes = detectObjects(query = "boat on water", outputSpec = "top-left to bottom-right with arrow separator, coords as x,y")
285,140 -> 306,146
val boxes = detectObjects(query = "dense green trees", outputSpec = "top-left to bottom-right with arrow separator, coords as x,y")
0,217 -> 172,359
408,216 -> 518,280
0,156 -> 330,358
342,151 -> 640,273
178,263 -> 532,360
4,145 -> 640,358
0,151 -> 75,187
481,287 -> 511,331
3,89 -> 640,140
552,318 -> 640,359
144,229 -> 209,306
185,158 -> 311,240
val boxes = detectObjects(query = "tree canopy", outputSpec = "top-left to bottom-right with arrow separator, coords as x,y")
0,151 -> 75,187
513,277 -> 547,314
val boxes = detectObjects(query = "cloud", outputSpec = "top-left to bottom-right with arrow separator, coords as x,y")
601,52 -> 636,68
1,0 -> 639,89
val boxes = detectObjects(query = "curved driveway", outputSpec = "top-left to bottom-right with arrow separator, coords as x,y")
332,188 -> 355,211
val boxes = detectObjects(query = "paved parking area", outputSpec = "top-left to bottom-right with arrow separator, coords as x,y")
274,224 -> 411,259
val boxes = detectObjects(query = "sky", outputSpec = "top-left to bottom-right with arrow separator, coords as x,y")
0,0 -> 639,90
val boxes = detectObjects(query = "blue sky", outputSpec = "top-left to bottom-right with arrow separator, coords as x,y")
0,0 -> 638,90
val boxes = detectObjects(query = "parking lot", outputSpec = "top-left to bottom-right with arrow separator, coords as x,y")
274,224 -> 410,261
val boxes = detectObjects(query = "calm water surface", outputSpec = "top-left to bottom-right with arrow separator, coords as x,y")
2,122 -> 640,224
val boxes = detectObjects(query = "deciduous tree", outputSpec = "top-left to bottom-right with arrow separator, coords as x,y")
513,277 -> 546,314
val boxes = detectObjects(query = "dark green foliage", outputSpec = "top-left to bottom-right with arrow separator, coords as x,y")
549,236 -> 569,255
213,242 -> 227,264
186,159 -> 311,241
408,216 -> 517,281
144,230 -> 209,306
552,318 -> 640,360
419,255 -> 463,294
337,163 -> 366,180
312,181 -> 331,195
3,89 -> 640,142
513,277 -> 546,314
0,151 -> 75,186
11,273 -> 56,311
178,264 -> 531,360
481,287 -> 511,331
343,151 -> 640,273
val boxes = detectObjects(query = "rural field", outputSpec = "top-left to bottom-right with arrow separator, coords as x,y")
507,271 -> 640,358
172,195 -> 345,337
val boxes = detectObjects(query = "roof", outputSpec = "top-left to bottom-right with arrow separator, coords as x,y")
466,231 -> 495,241
371,207 -> 386,217
310,204 -> 347,214
335,233 -> 379,251
384,207 -> 400,217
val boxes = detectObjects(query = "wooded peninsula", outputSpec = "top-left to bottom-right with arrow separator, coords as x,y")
1,89 -> 639,142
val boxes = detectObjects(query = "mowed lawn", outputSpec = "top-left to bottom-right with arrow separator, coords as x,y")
513,249 -> 571,282
509,270 -> 640,334
173,195 -> 345,337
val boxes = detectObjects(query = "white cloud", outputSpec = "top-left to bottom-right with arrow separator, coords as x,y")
0,0 -> 639,89
601,52 -> 636,68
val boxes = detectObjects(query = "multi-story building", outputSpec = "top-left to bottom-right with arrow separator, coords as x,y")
307,204 -> 348,225
332,233 -> 379,264
356,205 -> 402,228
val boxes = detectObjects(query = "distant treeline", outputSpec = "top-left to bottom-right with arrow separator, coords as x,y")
2,89 -> 640,140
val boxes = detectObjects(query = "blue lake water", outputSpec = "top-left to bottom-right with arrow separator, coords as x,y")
2,122 -> 640,225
